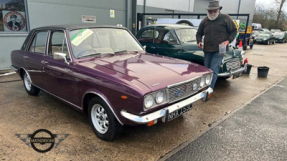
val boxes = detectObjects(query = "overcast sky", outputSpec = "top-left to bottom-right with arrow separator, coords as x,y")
256,0 -> 287,11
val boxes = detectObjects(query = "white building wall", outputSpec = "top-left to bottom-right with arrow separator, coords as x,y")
137,0 -> 194,12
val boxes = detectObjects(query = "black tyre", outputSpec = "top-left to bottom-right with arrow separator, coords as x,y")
88,97 -> 123,141
243,45 -> 247,50
23,72 -> 40,96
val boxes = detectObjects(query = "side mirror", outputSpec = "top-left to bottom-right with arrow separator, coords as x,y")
143,45 -> 146,51
54,52 -> 69,65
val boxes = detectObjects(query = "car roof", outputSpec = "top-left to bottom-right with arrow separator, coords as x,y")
141,24 -> 195,30
32,24 -> 126,31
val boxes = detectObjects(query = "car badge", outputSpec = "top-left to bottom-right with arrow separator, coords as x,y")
175,88 -> 181,97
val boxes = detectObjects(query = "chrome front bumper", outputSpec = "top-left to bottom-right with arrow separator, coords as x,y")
218,63 -> 247,77
120,87 -> 213,124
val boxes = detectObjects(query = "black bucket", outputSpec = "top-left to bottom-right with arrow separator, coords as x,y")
258,66 -> 270,78
243,64 -> 252,74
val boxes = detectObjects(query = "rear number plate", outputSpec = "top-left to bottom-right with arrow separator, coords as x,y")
167,105 -> 192,122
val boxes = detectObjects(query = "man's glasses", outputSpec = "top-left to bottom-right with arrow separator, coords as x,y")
208,10 -> 218,14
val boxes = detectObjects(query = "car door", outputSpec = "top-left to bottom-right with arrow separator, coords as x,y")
42,30 -> 80,105
137,28 -> 156,53
153,29 -> 182,58
24,30 -> 48,88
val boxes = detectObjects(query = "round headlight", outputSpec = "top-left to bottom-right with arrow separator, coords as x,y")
206,74 -> 211,85
193,83 -> 198,91
155,91 -> 164,104
144,95 -> 154,109
200,77 -> 205,87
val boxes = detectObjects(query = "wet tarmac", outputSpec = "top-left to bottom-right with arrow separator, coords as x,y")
1,43 -> 287,160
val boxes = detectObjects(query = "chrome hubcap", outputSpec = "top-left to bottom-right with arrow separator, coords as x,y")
91,104 -> 109,134
24,73 -> 32,91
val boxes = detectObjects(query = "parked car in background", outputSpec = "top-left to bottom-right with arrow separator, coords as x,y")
252,30 -> 262,39
262,28 -> 271,34
252,23 -> 262,29
136,24 -> 247,80
271,29 -> 281,33
273,32 -> 287,43
255,33 -> 276,45
10,24 -> 214,141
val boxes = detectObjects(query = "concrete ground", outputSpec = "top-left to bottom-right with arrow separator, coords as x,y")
165,78 -> 287,161
0,43 -> 287,161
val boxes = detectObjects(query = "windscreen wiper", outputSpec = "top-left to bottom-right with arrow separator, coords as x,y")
77,52 -> 101,58
114,50 -> 128,54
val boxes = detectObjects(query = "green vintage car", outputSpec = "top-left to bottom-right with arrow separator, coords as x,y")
136,24 -> 247,80
273,32 -> 287,43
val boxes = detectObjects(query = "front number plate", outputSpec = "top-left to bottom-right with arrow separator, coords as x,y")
167,105 -> 192,122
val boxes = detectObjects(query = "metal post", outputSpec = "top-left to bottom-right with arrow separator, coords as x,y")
144,0 -> 146,13
243,14 -> 250,49
131,0 -> 137,35
237,0 -> 241,19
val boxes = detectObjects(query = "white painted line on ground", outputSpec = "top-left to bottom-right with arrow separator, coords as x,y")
158,76 -> 287,161
0,72 -> 16,77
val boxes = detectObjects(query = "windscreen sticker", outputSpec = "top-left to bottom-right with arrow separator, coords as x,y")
71,29 -> 93,46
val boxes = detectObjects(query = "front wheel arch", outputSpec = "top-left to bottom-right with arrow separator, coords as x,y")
82,92 -> 123,125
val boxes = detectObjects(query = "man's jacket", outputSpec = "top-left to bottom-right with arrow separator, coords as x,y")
196,13 -> 237,53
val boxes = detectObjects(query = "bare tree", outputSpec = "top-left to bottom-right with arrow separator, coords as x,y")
276,0 -> 286,28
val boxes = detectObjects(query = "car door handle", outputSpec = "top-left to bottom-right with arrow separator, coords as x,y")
41,60 -> 48,64
23,56 -> 29,59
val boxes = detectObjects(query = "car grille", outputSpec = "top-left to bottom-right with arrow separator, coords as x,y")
226,61 -> 241,71
168,78 -> 201,103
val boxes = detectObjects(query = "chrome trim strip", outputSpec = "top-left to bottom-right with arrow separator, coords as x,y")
32,84 -> 82,110
10,65 -> 18,72
218,63 -> 247,77
82,92 -> 124,125
167,76 -> 201,88
121,87 -> 213,124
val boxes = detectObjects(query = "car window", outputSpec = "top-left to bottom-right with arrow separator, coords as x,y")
28,31 -> 48,54
48,31 -> 70,60
138,29 -> 159,43
175,28 -> 197,43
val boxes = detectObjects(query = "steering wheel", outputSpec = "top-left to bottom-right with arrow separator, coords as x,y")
76,49 -> 98,58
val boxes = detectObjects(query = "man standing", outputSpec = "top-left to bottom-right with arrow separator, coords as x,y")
196,0 -> 237,89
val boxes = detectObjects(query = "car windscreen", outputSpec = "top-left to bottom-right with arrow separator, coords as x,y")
69,28 -> 144,58
175,28 -> 197,43
273,32 -> 284,36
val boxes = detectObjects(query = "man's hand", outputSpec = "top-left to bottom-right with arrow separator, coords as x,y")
198,42 -> 203,49
221,40 -> 230,46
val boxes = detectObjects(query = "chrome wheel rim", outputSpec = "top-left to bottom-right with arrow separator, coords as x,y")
24,73 -> 32,91
91,104 -> 109,134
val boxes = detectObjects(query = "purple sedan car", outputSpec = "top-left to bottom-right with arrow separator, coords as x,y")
10,25 -> 213,141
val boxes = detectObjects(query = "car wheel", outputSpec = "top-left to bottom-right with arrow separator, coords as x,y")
243,45 -> 247,50
23,72 -> 40,96
267,40 -> 270,45
88,97 -> 123,141
273,40 -> 275,44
